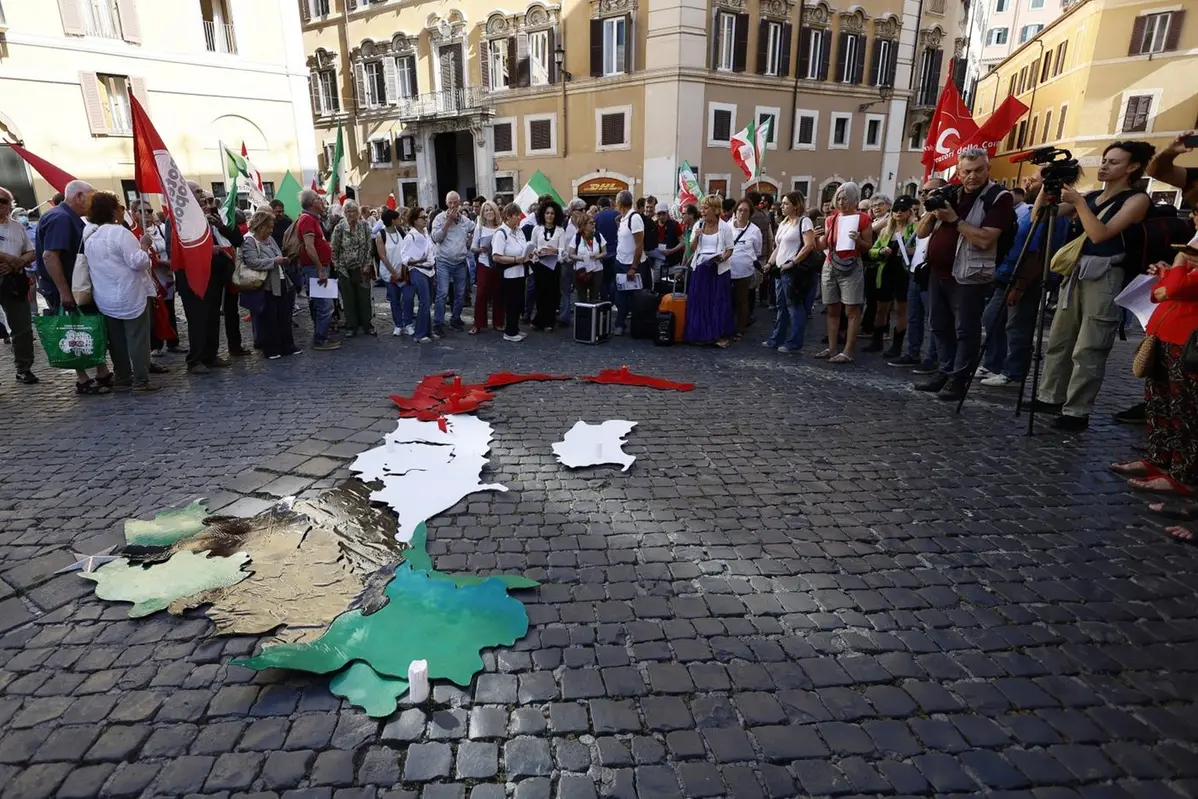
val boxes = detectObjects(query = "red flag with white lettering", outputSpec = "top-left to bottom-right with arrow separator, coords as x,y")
962,96 -> 1029,157
5,143 -> 77,194
130,93 -> 212,292
922,64 -> 978,178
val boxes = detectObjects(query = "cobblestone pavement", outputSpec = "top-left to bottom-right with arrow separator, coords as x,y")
1,292 -> 1196,799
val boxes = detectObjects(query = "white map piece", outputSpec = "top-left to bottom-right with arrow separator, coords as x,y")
552,421 -> 638,472
350,415 -> 508,542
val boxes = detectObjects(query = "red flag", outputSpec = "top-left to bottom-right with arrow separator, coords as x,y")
963,96 -> 1029,157
130,93 -> 212,293
922,63 -> 978,178
386,193 -> 398,210
5,143 -> 76,194
240,141 -> 248,158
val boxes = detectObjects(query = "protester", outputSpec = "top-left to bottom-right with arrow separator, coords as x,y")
199,194 -> 248,359
240,209 -> 299,360
728,199 -> 763,338
655,208 -> 685,273
889,178 -> 945,370
376,209 -> 412,336
82,191 -> 161,393
530,200 -> 565,332
680,204 -> 702,267
594,197 -> 619,301
491,202 -> 531,342
430,191 -> 475,337
566,213 -> 606,303
862,194 -> 892,337
470,201 -> 503,334
612,190 -> 645,336
915,148 -> 1015,400
1033,141 -> 1154,430
331,200 -> 376,337
865,195 -> 917,355
683,195 -> 735,348
141,204 -> 179,356
297,188 -> 339,351
816,182 -> 872,364
558,198 -> 586,326
401,205 -> 435,343
1146,130 -> 1198,206
0,185 -> 38,384
763,191 -> 818,353
35,180 -> 115,393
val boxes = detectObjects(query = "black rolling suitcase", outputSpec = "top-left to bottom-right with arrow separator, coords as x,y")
655,312 -> 676,346
630,290 -> 660,339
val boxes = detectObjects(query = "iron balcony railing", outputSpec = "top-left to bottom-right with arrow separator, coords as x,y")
203,20 -> 238,55
391,87 -> 491,121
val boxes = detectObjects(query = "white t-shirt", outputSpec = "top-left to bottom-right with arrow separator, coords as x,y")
82,223 -> 154,320
492,224 -> 532,279
691,219 -> 736,274
569,232 -> 607,273
615,211 -> 644,265
379,226 -> 406,281
0,219 -> 33,259
728,222 -> 762,280
471,224 -> 499,268
774,216 -> 814,266
401,229 -> 435,278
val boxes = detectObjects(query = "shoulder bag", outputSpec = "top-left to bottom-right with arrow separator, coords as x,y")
234,240 -> 268,291
70,227 -> 99,306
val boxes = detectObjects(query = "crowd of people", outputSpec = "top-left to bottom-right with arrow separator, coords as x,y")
0,133 -> 1195,537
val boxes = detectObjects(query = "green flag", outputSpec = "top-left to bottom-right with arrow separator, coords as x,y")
512,169 -> 564,213
325,122 -> 345,199
278,171 -> 303,218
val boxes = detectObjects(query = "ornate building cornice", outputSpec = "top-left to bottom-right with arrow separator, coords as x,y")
307,48 -> 338,70
483,3 -> 561,38
873,14 -> 900,39
760,0 -> 795,22
838,9 -> 867,35
426,10 -> 468,43
590,0 -> 637,20
919,25 -> 945,49
712,0 -> 748,12
803,2 -> 831,29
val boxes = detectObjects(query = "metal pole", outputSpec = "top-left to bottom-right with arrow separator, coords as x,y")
1018,197 -> 1060,436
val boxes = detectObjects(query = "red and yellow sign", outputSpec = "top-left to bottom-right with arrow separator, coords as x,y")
576,176 -> 628,195
743,181 -> 779,195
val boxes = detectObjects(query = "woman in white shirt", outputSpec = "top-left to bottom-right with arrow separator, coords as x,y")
682,195 -> 736,348
376,208 -> 413,336
566,213 -> 607,303
469,201 -> 503,334
400,206 -> 436,343
529,200 -> 565,331
763,191 -> 818,353
82,191 -> 161,393
728,199 -> 763,339
490,202 -> 533,342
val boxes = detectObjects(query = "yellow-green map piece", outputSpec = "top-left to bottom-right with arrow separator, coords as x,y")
124,501 -> 210,547
82,550 -> 250,618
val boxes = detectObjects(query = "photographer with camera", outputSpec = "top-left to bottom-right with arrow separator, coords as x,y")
914,147 -> 1016,402
1032,141 -> 1155,431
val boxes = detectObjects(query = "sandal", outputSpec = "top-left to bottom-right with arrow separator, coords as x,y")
1149,501 -> 1198,521
96,373 -> 114,389
1110,460 -> 1160,478
814,349 -> 832,359
468,327 -> 481,335
1128,474 -> 1195,497
75,378 -> 110,395
715,339 -> 730,349
829,353 -> 854,364
1166,526 -> 1196,546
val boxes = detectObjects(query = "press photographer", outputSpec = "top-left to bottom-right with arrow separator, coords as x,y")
914,147 -> 1016,402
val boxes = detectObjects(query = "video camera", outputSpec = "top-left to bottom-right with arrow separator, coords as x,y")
1011,146 -> 1082,194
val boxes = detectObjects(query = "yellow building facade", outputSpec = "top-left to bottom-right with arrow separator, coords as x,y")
0,0 -> 318,210
973,0 -> 1196,202
302,0 -> 967,211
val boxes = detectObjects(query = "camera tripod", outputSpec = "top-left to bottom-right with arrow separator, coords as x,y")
954,195 -> 1063,436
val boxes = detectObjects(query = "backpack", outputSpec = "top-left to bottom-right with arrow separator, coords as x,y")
641,212 -> 659,251
282,219 -> 302,262
1121,202 -> 1195,284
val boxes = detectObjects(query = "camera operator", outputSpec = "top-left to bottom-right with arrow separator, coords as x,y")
914,147 -> 1016,402
1032,141 -> 1155,432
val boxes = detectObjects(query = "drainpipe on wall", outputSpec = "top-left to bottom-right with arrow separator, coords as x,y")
879,0 -> 924,198
786,5 -> 807,153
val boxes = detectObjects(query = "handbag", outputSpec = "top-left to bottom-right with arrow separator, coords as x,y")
233,242 -> 267,291
1132,334 -> 1158,378
1051,198 -> 1119,278
32,308 -> 108,370
71,228 -> 99,306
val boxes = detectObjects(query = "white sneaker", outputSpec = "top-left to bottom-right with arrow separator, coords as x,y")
975,366 -> 994,379
504,333 -> 527,342
981,373 -> 1016,387
417,336 -> 432,343
403,325 -> 415,336
392,326 -> 403,337
777,346 -> 792,354
761,341 -> 774,348
151,348 -> 163,357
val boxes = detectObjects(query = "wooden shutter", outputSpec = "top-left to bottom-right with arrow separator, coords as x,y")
516,32 -> 530,88
330,70 -> 340,111
623,14 -> 633,73
711,12 -> 722,69
869,39 -> 881,86
383,56 -> 398,104
756,20 -> 769,74
493,123 -> 513,153
548,27 -> 557,85
590,19 -> 603,77
530,120 -> 551,150
1164,10 -> 1184,51
480,40 -> 491,90
1123,95 -> 1150,132
1055,42 -> 1067,74
309,73 -> 323,116
116,0 -> 141,44
817,30 -> 830,80
346,0 -> 358,10
354,62 -> 366,110
852,35 -> 866,84
1040,54 -> 1051,82
1043,110 -> 1052,143
1008,74 -> 1016,96
58,0 -> 86,35
797,28 -> 811,78
300,0 -> 311,24
1028,59 -> 1037,88
836,32 -> 849,82
780,24 -> 793,77
1057,105 -> 1066,138
507,37 -> 518,87
600,113 -> 625,146
928,48 -> 943,95
1029,116 -> 1038,146
129,76 -> 149,112
732,13 -> 749,72
884,43 -> 897,86
799,115 -> 813,144
1128,15 -> 1146,56
79,72 -> 109,135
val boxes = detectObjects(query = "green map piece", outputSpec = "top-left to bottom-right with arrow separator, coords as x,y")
81,550 -> 251,618
234,563 -> 528,686
407,523 -> 540,590
124,501 -> 209,547
278,171 -> 304,218
329,661 -> 409,717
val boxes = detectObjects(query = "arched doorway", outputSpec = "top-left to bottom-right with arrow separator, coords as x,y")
575,173 -> 630,206
433,129 -> 477,204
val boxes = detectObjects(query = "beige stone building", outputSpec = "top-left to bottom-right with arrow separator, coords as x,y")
302,0 -> 966,211
0,0 -> 318,210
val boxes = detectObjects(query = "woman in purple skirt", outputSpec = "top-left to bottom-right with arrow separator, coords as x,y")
683,195 -> 736,347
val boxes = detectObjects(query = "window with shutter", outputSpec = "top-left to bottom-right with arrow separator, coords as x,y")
361,61 -> 385,107
1040,54 -> 1052,82
1121,95 -> 1152,133
1004,125 -> 1017,152
370,139 -> 392,166
489,40 -> 510,90
762,22 -> 783,76
315,69 -> 339,114
1028,116 -> 1039,147
79,71 -> 109,134
792,179 -> 811,200
397,55 -> 417,99
1056,104 -> 1067,139
528,30 -> 550,86
715,12 -> 736,71
756,110 -> 778,145
712,109 -> 731,141
492,121 -> 514,155
1053,41 -> 1067,75
1042,109 -> 1052,143
1015,119 -> 1027,148
601,16 -> 627,76
830,114 -> 850,148
708,179 -> 728,198
1134,13 -> 1172,54
794,112 -> 816,147
864,116 -> 883,148
398,136 -> 416,162
600,113 -> 626,147
528,118 -> 553,152
96,73 -> 132,134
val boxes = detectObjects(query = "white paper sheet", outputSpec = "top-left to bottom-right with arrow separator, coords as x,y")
1113,273 -> 1158,331
616,273 -> 643,291
309,278 -> 339,299
835,214 -> 860,252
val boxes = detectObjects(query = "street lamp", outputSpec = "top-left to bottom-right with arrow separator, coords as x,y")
553,43 -> 571,82
858,84 -> 894,113
554,42 -> 571,156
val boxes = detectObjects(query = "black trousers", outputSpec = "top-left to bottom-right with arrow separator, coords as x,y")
532,264 -> 558,329
223,285 -> 242,352
260,289 -> 297,357
176,269 -> 223,367
503,274 -> 524,337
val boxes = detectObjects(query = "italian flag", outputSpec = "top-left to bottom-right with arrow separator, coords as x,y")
512,169 -> 564,223
220,141 -> 268,226
678,160 -> 702,208
325,121 -> 346,202
730,118 -> 771,182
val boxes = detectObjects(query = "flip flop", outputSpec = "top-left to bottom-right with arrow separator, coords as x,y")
1129,474 -> 1195,497
814,349 -> 832,359
1148,501 -> 1198,521
829,353 -> 854,364
1110,460 -> 1161,478
1166,526 -> 1197,546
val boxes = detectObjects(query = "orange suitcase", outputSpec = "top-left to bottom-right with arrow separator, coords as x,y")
658,293 -> 686,342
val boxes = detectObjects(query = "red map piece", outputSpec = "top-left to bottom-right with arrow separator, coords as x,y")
483,372 -> 572,389
579,366 -> 696,392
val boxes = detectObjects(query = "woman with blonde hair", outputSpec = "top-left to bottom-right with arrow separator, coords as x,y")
241,208 -> 299,359
469,200 -> 503,333
683,194 -> 735,347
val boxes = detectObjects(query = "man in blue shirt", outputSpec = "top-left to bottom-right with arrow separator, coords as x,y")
594,197 -> 619,302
